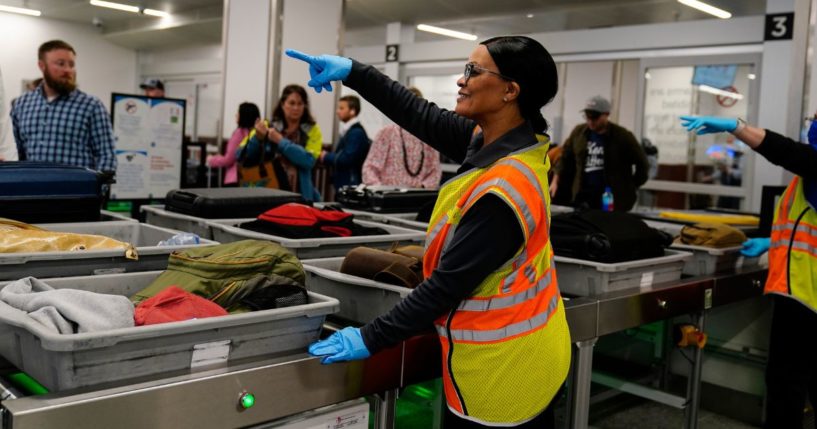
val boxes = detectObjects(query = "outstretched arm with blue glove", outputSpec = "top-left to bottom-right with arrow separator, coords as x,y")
284,48 -> 476,164
680,115 -> 766,149
285,49 -> 352,94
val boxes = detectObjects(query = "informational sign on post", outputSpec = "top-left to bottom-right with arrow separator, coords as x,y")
110,93 -> 186,199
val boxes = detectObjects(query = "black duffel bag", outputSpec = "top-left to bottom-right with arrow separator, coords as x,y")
550,210 -> 672,263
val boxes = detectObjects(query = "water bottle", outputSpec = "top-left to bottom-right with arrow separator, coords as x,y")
601,186 -> 614,212
158,232 -> 201,246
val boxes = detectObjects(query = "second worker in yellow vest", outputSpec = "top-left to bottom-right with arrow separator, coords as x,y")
681,114 -> 817,429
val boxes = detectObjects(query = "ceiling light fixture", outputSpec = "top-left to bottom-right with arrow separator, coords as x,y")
416,24 -> 477,41
697,84 -> 743,100
89,0 -> 169,17
89,0 -> 139,13
677,0 -> 732,19
143,8 -> 170,18
526,13 -> 534,18
0,4 -> 42,16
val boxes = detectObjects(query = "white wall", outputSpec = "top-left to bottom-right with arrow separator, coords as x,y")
0,13 -> 137,160
138,44 -> 222,78
139,44 -> 223,139
279,0 -> 343,144
560,61 -> 615,140
221,0 -> 272,139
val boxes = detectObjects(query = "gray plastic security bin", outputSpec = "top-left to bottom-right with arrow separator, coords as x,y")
302,257 -> 411,324
209,220 -> 425,259
670,243 -> 759,276
554,250 -> 692,297
0,271 -> 339,392
141,204 -> 249,240
0,221 -> 218,280
341,210 -> 429,232
100,209 -> 136,222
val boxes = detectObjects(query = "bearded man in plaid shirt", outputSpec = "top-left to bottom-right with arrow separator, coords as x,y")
10,40 -> 116,173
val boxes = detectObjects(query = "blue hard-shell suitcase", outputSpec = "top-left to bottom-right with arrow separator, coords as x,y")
0,162 -> 104,223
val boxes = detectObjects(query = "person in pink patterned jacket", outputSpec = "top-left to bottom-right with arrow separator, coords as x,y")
207,102 -> 260,186
362,87 -> 442,189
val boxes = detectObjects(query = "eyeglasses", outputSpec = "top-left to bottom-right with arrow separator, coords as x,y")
463,63 -> 513,85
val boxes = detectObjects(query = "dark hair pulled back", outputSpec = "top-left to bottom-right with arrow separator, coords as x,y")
481,36 -> 557,134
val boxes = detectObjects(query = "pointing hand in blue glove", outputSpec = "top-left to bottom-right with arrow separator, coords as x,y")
680,116 -> 738,135
285,49 -> 352,94
308,327 -> 371,364
741,237 -> 771,257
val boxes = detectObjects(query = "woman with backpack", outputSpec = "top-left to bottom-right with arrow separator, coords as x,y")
289,36 -> 570,429
239,84 -> 323,201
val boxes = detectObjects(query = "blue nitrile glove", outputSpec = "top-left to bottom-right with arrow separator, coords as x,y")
285,49 -> 352,94
680,116 -> 739,135
308,327 -> 371,364
741,237 -> 771,257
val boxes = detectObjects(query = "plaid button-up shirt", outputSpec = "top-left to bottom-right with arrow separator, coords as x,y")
11,86 -> 116,172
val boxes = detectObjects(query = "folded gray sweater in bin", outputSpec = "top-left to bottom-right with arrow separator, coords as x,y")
0,277 -> 135,334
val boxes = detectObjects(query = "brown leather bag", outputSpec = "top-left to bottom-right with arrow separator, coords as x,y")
340,245 -> 425,288
676,222 -> 747,248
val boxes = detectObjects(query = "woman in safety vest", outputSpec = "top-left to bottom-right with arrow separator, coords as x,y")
681,115 -> 817,429
289,37 -> 571,428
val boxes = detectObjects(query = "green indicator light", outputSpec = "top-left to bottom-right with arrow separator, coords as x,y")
240,393 -> 256,409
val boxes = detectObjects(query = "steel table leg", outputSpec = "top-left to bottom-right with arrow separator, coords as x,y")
567,338 -> 598,429
683,313 -> 705,429
373,389 -> 398,429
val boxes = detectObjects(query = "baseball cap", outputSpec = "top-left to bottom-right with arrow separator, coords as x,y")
582,95 -> 611,113
139,78 -> 164,90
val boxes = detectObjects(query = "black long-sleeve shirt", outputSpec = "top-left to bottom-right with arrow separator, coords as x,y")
343,61 -> 536,353
756,130 -> 817,179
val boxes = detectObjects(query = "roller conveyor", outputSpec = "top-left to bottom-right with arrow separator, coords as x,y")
0,267 -> 767,429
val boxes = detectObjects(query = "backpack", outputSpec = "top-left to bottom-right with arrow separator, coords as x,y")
239,203 -> 388,239
131,240 -> 307,313
550,210 -> 672,263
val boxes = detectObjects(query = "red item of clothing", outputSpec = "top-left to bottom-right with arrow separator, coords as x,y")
134,286 -> 228,326
362,124 -> 441,189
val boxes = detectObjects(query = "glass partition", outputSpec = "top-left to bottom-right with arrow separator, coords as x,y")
639,56 -> 760,210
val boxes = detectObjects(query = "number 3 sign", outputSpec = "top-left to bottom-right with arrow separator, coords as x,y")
765,13 -> 794,41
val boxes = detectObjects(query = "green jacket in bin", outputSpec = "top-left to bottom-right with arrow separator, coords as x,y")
131,240 -> 307,313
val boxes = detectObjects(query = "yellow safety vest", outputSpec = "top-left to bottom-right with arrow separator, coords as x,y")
424,140 -> 571,425
766,176 -> 817,312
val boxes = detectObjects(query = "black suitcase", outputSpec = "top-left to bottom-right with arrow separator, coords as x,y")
336,186 -> 438,213
164,187 -> 305,218
0,162 -> 104,223
550,210 -> 672,263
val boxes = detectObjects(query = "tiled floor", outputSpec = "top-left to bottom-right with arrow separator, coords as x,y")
590,400 -> 759,429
